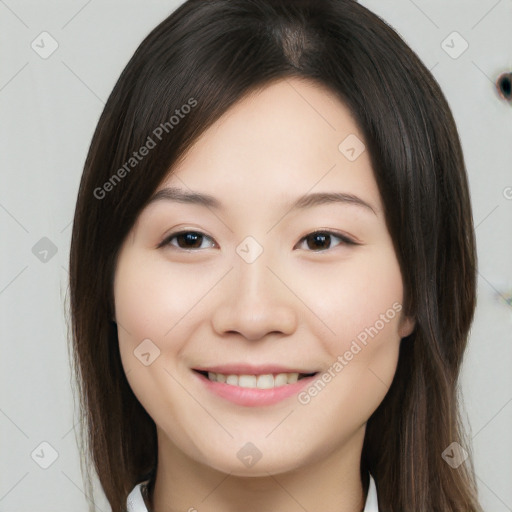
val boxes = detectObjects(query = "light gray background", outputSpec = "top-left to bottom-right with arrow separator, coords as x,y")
1,1 -> 511,511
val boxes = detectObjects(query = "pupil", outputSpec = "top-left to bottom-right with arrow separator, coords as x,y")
180,232 -> 201,248
309,233 -> 329,250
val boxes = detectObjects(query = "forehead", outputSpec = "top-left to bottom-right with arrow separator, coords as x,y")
152,77 -> 381,215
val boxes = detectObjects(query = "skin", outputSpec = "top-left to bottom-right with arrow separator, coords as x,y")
113,77 -> 415,512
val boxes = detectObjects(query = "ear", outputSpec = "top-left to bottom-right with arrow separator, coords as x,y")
398,314 -> 416,339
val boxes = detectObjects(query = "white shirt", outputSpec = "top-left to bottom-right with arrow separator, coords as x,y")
126,473 -> 379,511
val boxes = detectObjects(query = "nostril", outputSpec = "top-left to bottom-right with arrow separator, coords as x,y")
496,72 -> 512,101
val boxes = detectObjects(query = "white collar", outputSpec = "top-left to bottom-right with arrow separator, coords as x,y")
127,473 -> 379,511
364,472 -> 379,511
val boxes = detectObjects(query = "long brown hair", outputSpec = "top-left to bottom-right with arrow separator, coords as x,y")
68,1 -> 483,510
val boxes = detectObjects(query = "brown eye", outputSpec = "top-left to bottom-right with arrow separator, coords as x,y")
162,231 -> 216,250
297,231 -> 356,252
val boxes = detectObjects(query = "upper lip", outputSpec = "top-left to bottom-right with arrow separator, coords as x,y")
193,364 -> 318,375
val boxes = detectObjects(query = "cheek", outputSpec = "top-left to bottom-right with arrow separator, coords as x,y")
114,250 -> 203,343
302,246 -> 405,415
113,250 -> 180,397
113,248 -> 222,391
296,245 -> 405,353
295,248 -> 404,417
113,250 -> 201,422
297,259 -> 404,435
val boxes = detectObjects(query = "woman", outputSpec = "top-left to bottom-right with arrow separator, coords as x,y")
68,1 -> 484,510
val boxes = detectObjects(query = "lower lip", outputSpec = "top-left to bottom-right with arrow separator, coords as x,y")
193,371 -> 318,407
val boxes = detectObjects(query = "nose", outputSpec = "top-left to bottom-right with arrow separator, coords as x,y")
211,248 -> 298,341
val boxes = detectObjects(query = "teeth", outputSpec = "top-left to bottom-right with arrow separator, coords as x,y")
205,372 -> 302,388
275,373 -> 288,386
226,375 -> 238,385
257,374 -> 274,389
238,375 -> 257,388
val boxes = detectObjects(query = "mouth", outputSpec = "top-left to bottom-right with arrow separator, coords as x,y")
191,363 -> 321,406
193,370 -> 318,389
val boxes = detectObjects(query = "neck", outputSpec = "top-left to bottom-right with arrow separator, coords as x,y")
149,427 -> 368,512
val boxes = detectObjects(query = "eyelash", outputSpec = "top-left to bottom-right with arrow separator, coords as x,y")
158,229 -> 359,252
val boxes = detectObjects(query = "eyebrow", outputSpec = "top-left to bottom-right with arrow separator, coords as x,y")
147,186 -> 377,215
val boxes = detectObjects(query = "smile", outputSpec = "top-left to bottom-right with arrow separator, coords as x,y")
200,371 -> 316,388
192,367 -> 319,406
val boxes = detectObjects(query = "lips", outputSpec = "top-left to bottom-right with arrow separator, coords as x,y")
195,370 -> 317,388
193,365 -> 317,384
191,364 -> 319,406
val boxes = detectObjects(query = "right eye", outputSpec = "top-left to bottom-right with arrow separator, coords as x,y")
159,230 -> 217,251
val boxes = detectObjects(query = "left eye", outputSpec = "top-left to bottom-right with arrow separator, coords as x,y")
160,230 -> 356,252
295,231 -> 356,251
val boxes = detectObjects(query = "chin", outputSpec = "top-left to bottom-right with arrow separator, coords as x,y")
198,432 -> 325,476
205,453 -> 307,478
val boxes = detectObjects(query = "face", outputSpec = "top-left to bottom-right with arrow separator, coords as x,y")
113,77 -> 415,477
